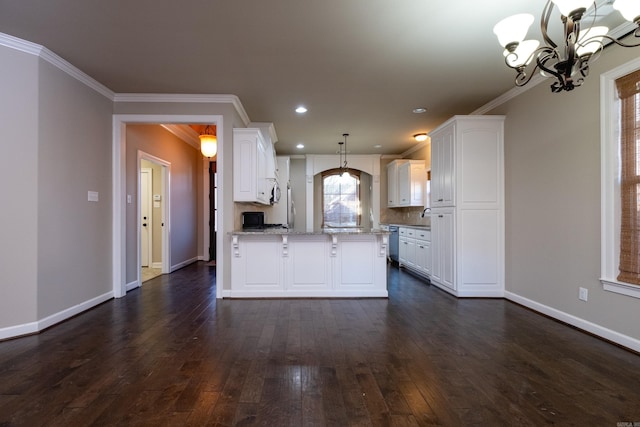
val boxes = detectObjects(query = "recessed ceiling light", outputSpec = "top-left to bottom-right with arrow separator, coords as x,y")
373,144 -> 382,148
295,106 -> 307,114
296,143 -> 305,149
412,107 -> 427,114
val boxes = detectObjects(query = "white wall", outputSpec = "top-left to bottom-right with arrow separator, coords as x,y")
36,58 -> 113,319
0,46 -> 39,330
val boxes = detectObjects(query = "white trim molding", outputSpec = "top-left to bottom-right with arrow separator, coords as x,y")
0,291 -> 113,341
0,32 -> 114,100
505,291 -> 640,353
600,56 -> 640,299
113,93 -> 250,127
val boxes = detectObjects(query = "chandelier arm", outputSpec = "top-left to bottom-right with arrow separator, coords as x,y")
540,0 -> 558,49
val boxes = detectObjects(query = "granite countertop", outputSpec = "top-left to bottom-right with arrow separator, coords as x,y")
231,228 -> 390,235
382,223 -> 431,230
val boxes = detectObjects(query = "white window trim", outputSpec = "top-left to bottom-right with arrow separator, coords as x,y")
600,57 -> 640,299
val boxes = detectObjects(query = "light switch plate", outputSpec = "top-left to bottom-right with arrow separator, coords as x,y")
88,191 -> 99,202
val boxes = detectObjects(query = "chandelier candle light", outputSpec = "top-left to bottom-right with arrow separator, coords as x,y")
493,0 -> 640,92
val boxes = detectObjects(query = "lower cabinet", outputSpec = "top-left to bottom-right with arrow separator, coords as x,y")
430,208 -> 455,291
399,227 -> 431,280
229,233 -> 389,298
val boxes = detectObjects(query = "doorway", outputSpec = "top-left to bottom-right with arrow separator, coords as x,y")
139,153 -> 170,285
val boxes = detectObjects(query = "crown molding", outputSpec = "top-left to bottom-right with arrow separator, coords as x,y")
160,124 -> 200,149
113,93 -> 251,126
0,32 -> 115,100
401,140 -> 428,158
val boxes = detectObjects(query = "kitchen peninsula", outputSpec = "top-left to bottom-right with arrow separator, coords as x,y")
228,229 -> 389,298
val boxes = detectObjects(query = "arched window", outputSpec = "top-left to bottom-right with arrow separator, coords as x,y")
322,168 -> 361,228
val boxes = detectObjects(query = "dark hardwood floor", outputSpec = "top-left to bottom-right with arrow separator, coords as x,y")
1,263 -> 640,426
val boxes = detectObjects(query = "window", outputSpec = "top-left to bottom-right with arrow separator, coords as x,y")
616,70 -> 640,286
322,169 -> 361,228
601,60 -> 640,299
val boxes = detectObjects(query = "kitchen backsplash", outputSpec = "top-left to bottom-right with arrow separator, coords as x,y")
380,206 -> 431,227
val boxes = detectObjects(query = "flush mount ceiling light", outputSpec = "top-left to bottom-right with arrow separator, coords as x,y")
413,133 -> 428,142
412,107 -> 427,114
199,125 -> 217,158
296,143 -> 305,149
493,0 -> 640,92
295,106 -> 308,114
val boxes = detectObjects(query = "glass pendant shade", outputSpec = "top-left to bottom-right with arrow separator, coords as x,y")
576,26 -> 609,56
504,40 -> 540,67
200,134 -> 218,158
493,13 -> 534,47
551,0 -> 593,16
613,0 -> 640,22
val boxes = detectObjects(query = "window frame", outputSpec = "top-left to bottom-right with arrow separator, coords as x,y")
600,57 -> 640,299
321,168 -> 361,229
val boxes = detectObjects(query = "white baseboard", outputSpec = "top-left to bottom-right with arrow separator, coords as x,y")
171,257 -> 199,272
126,280 -> 140,292
505,291 -> 640,353
0,321 -> 39,340
0,291 -> 113,340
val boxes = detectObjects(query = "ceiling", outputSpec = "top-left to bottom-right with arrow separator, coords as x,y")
0,0 -> 625,155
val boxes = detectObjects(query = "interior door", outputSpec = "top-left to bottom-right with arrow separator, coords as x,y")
141,168 -> 152,267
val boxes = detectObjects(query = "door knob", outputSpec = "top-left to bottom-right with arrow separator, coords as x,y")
143,223 -> 147,227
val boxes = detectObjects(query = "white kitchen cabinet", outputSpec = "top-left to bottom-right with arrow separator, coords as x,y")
399,226 -> 431,279
430,122 -> 454,208
398,161 -> 426,206
233,128 -> 274,205
386,160 -> 403,207
387,159 -> 426,208
428,115 -> 505,297
399,227 -> 416,268
414,228 -> 431,277
430,208 -> 454,290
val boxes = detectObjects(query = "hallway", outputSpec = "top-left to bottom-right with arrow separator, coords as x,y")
1,263 -> 639,425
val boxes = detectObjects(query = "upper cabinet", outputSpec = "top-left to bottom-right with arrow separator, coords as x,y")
387,159 -> 426,208
233,128 -> 277,205
430,123 -> 455,208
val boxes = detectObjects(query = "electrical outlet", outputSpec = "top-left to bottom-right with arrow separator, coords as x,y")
579,287 -> 588,301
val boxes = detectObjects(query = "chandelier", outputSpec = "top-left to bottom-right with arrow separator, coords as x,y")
493,0 -> 640,92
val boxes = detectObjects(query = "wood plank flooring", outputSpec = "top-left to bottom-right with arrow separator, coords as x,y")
1,262 -> 640,426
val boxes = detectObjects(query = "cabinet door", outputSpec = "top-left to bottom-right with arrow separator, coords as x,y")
399,236 -> 408,264
387,162 -> 399,207
431,125 -> 455,207
431,209 -> 455,289
409,162 -> 425,206
398,162 -> 411,206
415,239 -> 430,275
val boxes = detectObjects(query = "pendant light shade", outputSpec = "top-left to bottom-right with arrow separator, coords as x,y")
199,125 -> 217,158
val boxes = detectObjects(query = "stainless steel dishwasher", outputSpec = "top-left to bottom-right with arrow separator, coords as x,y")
388,225 -> 399,264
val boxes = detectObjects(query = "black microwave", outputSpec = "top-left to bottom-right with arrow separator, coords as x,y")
242,211 -> 265,230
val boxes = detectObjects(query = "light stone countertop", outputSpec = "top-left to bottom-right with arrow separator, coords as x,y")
231,228 -> 390,236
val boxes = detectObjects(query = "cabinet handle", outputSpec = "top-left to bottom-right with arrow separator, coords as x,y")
437,198 -> 443,202
438,215 -> 443,218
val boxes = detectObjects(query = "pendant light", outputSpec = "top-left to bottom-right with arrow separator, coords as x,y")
199,125 -> 217,158
338,133 -> 350,177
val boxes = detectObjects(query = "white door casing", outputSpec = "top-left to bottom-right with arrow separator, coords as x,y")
140,168 -> 152,268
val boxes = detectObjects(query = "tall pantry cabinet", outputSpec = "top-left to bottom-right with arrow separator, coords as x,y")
428,115 -> 505,297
